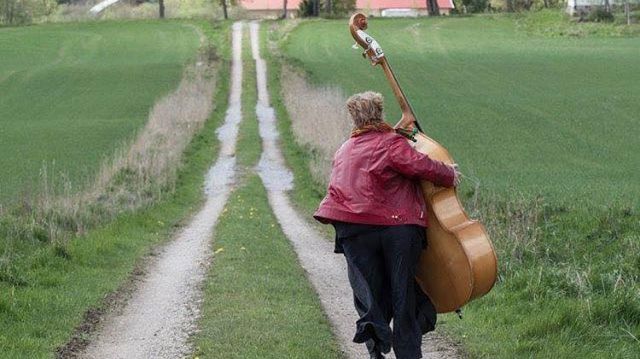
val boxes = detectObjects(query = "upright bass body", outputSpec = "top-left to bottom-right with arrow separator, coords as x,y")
348,13 -> 498,313
412,132 -> 497,313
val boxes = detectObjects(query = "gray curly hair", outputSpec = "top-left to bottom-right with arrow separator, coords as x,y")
346,91 -> 384,128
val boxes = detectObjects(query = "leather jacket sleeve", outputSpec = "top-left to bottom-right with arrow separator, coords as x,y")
386,135 -> 455,188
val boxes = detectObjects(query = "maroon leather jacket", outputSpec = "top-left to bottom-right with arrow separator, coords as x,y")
314,131 -> 455,227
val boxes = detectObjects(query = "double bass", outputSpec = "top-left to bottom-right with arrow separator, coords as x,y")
349,13 -> 498,314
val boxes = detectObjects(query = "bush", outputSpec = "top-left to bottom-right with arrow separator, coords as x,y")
298,0 -> 354,17
326,0 -> 354,16
298,0 -> 317,17
491,0 -> 564,11
589,7 -> 615,23
462,0 -> 490,13
298,0 -> 316,17
0,0 -> 57,25
506,0 -> 534,11
0,0 -> 32,25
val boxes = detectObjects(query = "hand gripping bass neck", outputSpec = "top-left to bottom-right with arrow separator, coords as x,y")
348,13 -> 498,315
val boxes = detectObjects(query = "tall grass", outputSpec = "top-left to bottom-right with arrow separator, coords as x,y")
281,65 -> 350,187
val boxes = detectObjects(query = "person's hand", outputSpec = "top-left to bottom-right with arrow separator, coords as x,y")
450,163 -> 462,187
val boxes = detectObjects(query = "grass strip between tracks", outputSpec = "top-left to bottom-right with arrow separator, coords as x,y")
0,20 -> 231,358
192,24 -> 342,359
193,175 -> 342,359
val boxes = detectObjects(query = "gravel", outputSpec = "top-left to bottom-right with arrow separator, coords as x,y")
80,21 -> 245,359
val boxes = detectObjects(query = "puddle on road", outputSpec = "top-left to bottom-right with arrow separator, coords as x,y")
250,22 -> 294,192
205,21 -> 244,195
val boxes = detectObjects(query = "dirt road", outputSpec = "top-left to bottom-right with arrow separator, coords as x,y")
250,21 -> 461,359
81,21 -> 461,359
80,21 -> 244,359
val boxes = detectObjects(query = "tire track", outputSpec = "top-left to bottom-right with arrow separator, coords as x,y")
250,20 -> 365,359
250,21 -> 462,359
81,21 -> 244,359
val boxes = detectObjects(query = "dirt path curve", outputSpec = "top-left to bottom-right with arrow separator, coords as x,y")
250,21 -> 462,359
81,22 -> 244,359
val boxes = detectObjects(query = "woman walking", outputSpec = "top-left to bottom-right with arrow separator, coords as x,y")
314,92 -> 460,359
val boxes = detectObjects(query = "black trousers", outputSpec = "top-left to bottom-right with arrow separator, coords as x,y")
333,223 -> 437,359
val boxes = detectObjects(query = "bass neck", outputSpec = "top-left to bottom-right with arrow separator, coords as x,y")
379,57 -> 423,133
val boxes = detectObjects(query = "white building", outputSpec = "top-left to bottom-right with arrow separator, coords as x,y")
566,0 -> 638,16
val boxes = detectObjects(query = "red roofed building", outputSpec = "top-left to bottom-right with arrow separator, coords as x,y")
239,0 -> 455,17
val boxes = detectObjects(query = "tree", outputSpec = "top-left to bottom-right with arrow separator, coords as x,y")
282,0 -> 287,18
426,0 -> 440,15
221,0 -> 228,19
159,0 -> 165,18
1,0 -> 32,25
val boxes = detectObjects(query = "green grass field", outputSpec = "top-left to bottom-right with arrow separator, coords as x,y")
0,20 -> 222,357
280,16 -> 640,358
284,16 -> 640,205
0,20 -> 199,202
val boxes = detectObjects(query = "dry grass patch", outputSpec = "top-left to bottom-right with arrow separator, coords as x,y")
281,64 -> 350,187
1,56 -> 216,248
92,59 -> 216,208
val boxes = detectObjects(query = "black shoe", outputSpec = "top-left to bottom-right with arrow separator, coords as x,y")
368,341 -> 387,359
